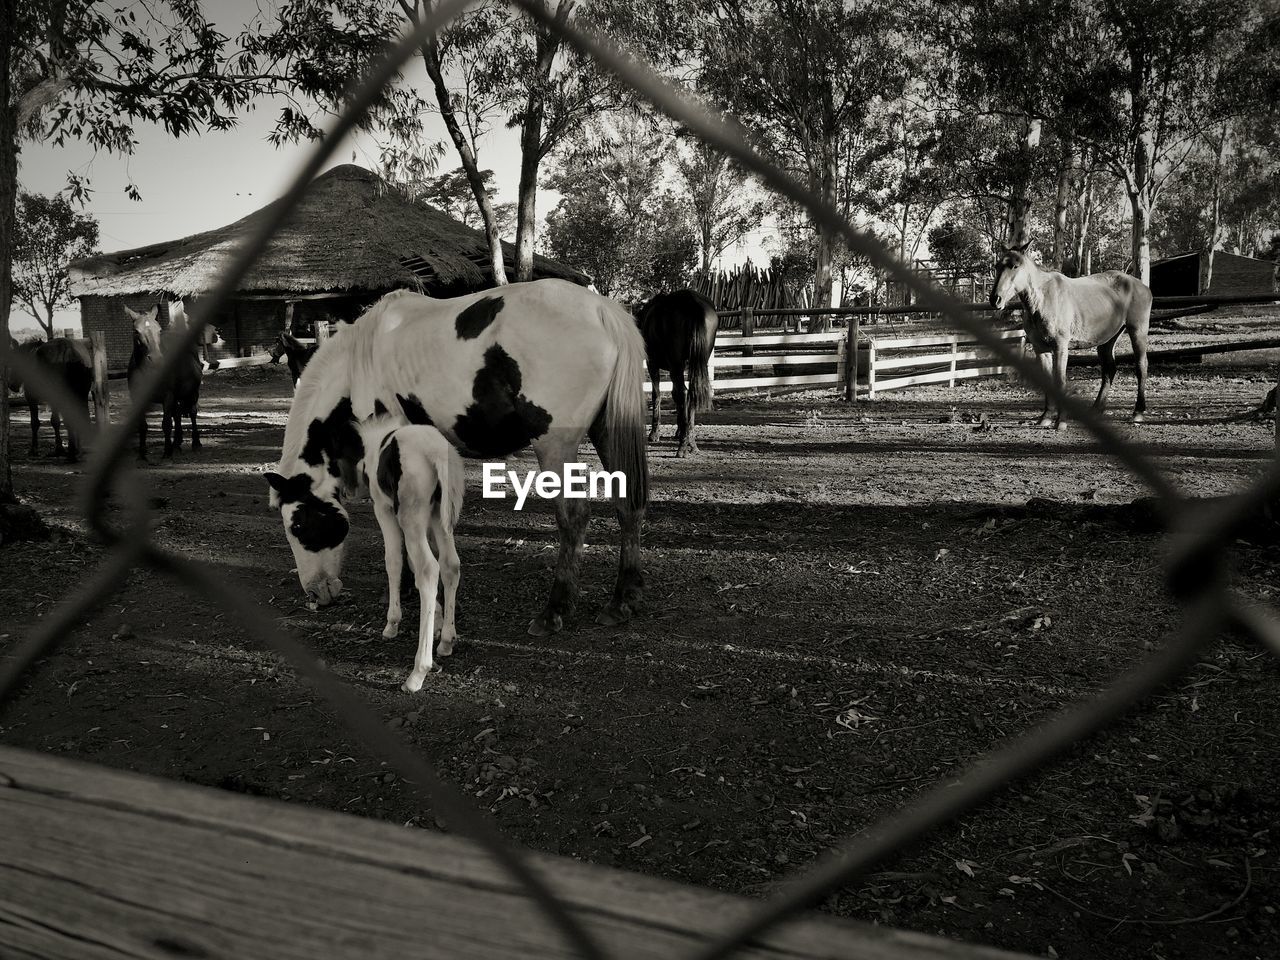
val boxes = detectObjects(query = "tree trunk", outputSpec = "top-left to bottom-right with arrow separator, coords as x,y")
419,37 -> 508,286
1007,117 -> 1042,247
1072,162 -> 1095,277
1,0 -> 17,502
809,145 -> 838,330
1050,146 -> 1072,271
1129,189 -> 1152,284
1202,125 -> 1230,293
513,9 -> 562,283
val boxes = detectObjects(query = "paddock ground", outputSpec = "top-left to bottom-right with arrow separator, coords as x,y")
2,351 -> 1278,960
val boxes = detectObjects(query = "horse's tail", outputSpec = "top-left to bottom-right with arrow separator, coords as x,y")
687,300 -> 717,412
598,297 -> 649,512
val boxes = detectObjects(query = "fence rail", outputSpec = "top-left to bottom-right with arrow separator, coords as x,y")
2,3 -> 1279,960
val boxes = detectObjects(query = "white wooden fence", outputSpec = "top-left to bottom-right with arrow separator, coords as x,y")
863,328 -> 1026,399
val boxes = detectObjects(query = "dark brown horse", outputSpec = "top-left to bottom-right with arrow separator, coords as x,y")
990,245 -> 1151,429
636,289 -> 718,457
125,305 -> 204,459
268,332 -> 318,386
6,337 -> 94,461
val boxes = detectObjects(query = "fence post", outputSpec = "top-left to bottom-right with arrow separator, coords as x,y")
867,338 -> 877,400
741,306 -> 754,357
949,334 -> 958,387
89,331 -> 109,430
316,321 -> 330,343
844,316 -> 859,402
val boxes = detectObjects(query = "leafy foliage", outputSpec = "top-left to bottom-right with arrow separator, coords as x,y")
11,191 -> 99,338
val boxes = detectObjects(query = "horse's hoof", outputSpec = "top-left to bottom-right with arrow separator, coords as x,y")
1131,412 -> 1145,424
676,443 -> 697,458
401,675 -> 425,694
437,638 -> 455,657
1035,417 -> 1054,429
596,602 -> 633,627
382,623 -> 400,639
1054,420 -> 1066,432
527,612 -> 563,637
191,440 -> 202,451
647,430 -> 660,443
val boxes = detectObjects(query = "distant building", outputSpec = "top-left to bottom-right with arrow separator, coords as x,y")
68,164 -> 589,370
1148,251 -> 1277,298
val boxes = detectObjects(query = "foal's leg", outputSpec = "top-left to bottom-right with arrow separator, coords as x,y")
1034,352 -> 1054,428
51,408 -> 66,457
528,437 -> 591,638
403,513 -> 441,694
375,503 -> 405,639
1052,340 -> 1070,430
647,361 -> 662,443
1093,331 -> 1121,412
28,398 -> 40,457
589,420 -> 645,627
431,515 -> 461,658
672,372 -> 693,458
1130,326 -> 1149,423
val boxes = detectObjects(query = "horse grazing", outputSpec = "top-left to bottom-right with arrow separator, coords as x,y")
990,245 -> 1151,429
264,279 -> 648,639
635,289 -> 718,457
6,337 -> 94,461
347,418 -> 465,693
125,305 -> 205,459
269,332 -> 318,386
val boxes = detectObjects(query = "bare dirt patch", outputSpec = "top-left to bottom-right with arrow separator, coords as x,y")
2,356 -> 1278,960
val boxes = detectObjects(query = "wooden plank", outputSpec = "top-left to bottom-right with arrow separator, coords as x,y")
870,329 -> 1023,351
728,332 -> 846,347
205,354 -> 273,372
875,364 -> 1007,393
712,372 -> 840,390
0,747 -> 1024,960
874,348 -> 990,372
712,353 -> 838,368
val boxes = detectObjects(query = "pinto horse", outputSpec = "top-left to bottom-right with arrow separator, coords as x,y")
269,332 -> 318,386
125,305 -> 205,459
6,337 -> 94,461
636,289 -> 718,457
358,417 -> 465,693
264,279 -> 649,639
990,245 -> 1151,429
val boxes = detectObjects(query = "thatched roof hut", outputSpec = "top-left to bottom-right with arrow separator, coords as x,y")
69,164 -> 589,368
70,164 -> 586,297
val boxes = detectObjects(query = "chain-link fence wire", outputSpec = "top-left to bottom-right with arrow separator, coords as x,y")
2,3 -> 1279,958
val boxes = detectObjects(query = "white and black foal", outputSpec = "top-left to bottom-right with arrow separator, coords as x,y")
358,418 -> 465,694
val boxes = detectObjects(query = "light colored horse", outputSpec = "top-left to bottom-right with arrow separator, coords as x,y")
264,279 -> 649,641
990,245 -> 1152,429
358,418 -> 464,694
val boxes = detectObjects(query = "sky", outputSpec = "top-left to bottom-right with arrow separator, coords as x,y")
12,0 -> 775,335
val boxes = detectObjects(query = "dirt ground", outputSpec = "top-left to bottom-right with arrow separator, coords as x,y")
2,338 -> 1278,960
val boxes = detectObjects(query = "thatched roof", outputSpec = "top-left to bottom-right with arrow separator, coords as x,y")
68,164 -> 589,298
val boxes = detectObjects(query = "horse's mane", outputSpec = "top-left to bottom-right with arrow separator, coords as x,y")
278,328 -> 350,469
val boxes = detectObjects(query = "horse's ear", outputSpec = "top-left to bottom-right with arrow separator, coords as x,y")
1012,240 -> 1032,254
263,471 -> 289,494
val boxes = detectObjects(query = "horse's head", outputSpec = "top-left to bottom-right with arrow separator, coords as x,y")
989,243 -> 1033,312
125,305 -> 163,364
263,466 -> 350,607
264,392 -> 364,608
268,334 -> 288,364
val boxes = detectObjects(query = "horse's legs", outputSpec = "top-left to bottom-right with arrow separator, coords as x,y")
161,403 -> 175,458
685,403 -> 699,456
589,419 -> 645,627
171,399 -> 185,452
1035,351 -> 1054,428
136,409 -> 148,461
1130,326 -> 1149,423
528,437 -> 591,638
1093,331 -> 1121,412
27,398 -> 40,457
647,361 -> 662,443
431,515 -> 461,658
672,372 -> 693,458
1052,340 -> 1070,431
402,513 -> 441,694
189,406 -> 201,450
375,504 -> 405,639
